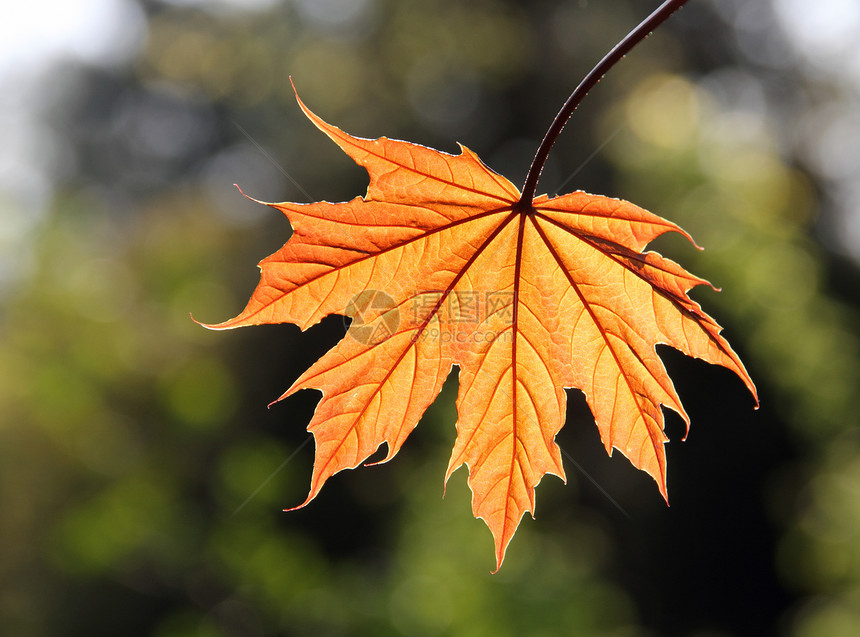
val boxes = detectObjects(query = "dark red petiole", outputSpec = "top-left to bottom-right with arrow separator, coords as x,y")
516,0 -> 691,211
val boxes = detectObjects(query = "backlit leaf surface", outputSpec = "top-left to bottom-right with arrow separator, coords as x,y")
207,91 -> 757,570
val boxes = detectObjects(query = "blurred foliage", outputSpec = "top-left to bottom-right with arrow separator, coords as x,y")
2,0 -> 860,636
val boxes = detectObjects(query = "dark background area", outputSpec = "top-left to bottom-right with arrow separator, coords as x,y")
2,1 -> 859,635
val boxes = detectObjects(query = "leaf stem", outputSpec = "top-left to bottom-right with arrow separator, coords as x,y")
517,0 -> 691,209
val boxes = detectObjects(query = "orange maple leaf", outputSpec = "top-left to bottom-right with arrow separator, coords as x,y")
206,90 -> 756,569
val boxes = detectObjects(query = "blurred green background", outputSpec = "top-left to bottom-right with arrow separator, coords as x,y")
2,0 -> 860,635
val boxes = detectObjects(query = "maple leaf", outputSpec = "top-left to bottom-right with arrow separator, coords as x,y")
205,87 -> 757,569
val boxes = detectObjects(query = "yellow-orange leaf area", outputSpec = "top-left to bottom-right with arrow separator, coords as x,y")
205,92 -> 757,571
